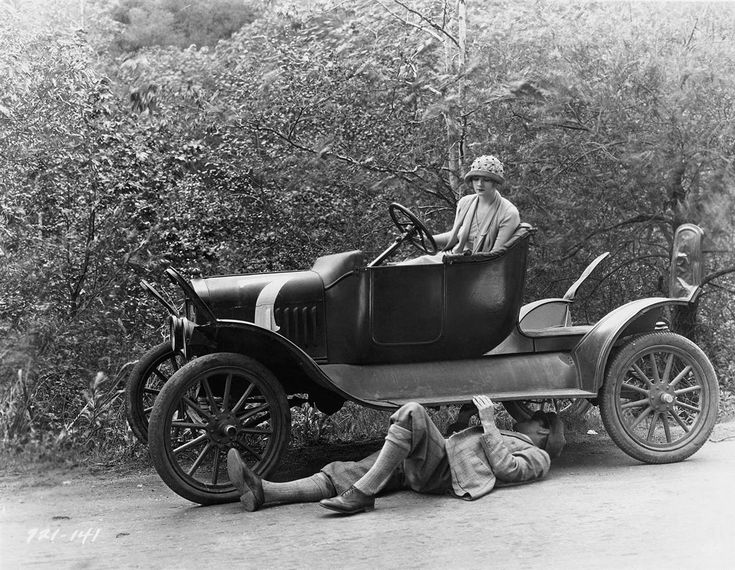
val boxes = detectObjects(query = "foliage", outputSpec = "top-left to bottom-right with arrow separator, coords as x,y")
108,0 -> 262,51
0,367 -> 34,443
1,0 -> 734,459
59,368 -> 133,448
482,2 -> 735,316
290,402 -> 469,446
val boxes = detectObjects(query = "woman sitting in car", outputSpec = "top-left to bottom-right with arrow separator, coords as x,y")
403,154 -> 520,264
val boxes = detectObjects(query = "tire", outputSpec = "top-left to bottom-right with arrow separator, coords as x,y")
503,398 -> 592,422
148,352 -> 290,505
600,331 -> 718,464
125,342 -> 187,443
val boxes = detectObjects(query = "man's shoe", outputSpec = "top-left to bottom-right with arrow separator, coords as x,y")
227,448 -> 265,512
319,486 -> 375,515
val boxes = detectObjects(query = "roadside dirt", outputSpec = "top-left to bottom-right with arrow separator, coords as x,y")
2,423 -> 734,569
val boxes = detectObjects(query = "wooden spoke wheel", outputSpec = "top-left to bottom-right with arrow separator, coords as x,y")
148,353 -> 290,505
125,342 -> 188,443
600,332 -> 718,464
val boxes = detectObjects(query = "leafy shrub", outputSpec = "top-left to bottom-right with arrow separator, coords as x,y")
109,0 -> 262,51
1,0 -> 734,465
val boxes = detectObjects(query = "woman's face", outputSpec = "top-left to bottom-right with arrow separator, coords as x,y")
471,176 -> 497,195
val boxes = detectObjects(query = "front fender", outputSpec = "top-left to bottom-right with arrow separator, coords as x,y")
572,297 -> 692,392
189,319 -> 351,405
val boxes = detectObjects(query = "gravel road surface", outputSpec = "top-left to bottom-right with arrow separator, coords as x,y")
2,423 -> 734,569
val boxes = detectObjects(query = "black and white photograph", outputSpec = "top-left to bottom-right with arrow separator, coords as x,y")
1,0 -> 734,567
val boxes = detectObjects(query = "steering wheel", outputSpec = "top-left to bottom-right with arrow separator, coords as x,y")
388,203 -> 438,255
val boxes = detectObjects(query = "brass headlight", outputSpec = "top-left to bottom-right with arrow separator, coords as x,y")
169,316 -> 195,359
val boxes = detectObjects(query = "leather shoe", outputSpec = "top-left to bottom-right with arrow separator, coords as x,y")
227,448 -> 265,512
319,486 -> 375,515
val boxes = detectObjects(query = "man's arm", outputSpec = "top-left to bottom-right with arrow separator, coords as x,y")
472,395 -> 550,483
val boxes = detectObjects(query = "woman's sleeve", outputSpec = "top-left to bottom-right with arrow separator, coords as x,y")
489,204 -> 521,253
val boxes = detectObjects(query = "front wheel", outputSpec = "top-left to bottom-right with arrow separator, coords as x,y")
148,353 -> 291,505
125,342 -> 187,443
600,332 -> 718,464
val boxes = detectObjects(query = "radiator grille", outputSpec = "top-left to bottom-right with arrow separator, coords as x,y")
274,305 -> 319,348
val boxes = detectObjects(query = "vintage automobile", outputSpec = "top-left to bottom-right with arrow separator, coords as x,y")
129,204 -> 719,505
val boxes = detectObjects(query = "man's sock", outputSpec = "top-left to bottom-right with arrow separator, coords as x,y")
262,473 -> 335,505
352,423 -> 412,496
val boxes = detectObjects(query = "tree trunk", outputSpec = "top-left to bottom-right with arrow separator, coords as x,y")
671,301 -> 699,341
444,0 -> 467,198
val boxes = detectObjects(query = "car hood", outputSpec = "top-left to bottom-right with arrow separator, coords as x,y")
191,270 -> 324,330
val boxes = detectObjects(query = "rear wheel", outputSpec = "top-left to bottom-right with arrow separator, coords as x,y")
148,353 -> 290,505
600,332 -> 718,464
125,342 -> 187,443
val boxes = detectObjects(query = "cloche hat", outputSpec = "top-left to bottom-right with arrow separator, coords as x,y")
464,155 -> 505,184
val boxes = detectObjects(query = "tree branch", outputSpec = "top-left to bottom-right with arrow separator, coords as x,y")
702,265 -> 735,287
540,120 -> 592,132
582,254 -> 668,298
251,122 -> 421,180
376,0 -> 460,47
706,281 -> 735,295
546,141 -> 626,184
556,214 -> 673,261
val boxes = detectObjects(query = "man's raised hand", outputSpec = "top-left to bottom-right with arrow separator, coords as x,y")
472,395 -> 496,432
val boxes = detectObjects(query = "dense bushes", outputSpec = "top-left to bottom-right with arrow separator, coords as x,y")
109,0 -> 262,51
1,0 -> 734,457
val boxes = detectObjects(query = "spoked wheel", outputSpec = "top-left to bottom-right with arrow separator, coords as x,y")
125,342 -> 188,443
148,353 -> 290,505
503,398 -> 592,422
600,332 -> 718,464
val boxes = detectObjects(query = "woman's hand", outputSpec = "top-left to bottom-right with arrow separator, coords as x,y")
472,395 -> 497,433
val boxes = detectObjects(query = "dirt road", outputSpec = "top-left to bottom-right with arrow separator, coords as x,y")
2,424 -> 734,569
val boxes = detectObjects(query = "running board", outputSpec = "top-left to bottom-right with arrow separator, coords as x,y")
359,390 -> 597,410
319,352 -> 595,408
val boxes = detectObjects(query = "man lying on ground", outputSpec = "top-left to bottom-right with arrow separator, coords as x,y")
227,395 -> 565,516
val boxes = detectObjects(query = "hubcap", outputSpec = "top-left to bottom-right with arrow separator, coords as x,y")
649,383 -> 676,412
207,411 -> 240,445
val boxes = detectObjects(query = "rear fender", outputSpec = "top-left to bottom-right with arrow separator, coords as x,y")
572,297 -> 692,393
190,320 -> 349,411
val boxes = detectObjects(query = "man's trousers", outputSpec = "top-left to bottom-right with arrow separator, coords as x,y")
320,402 -> 453,495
